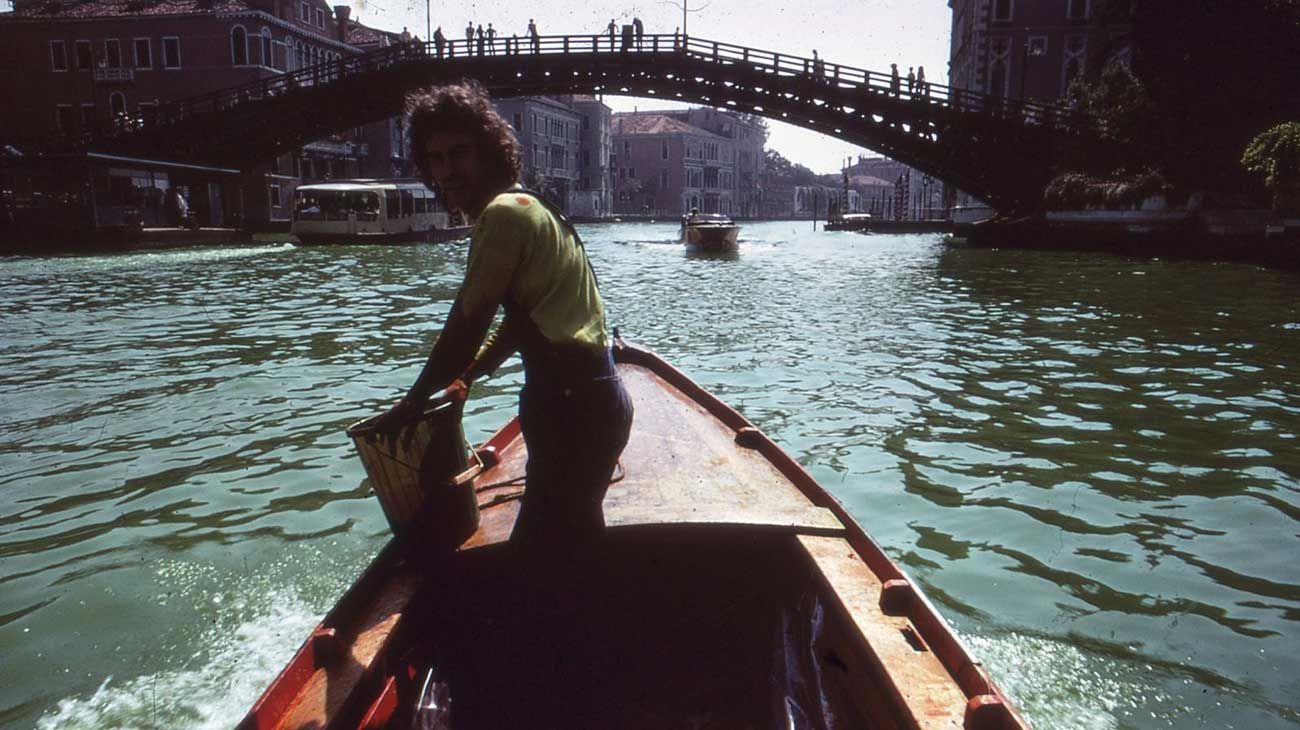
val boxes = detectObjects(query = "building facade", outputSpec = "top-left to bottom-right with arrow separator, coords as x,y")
0,0 -> 413,226
666,108 -> 766,217
947,0 -> 1134,103
568,96 -> 613,219
495,95 -> 612,218
611,109 -> 757,217
945,0 -> 1134,211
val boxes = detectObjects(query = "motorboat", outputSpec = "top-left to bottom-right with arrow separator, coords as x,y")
679,212 -> 741,251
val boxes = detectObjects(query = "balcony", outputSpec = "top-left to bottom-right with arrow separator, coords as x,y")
93,67 -> 135,83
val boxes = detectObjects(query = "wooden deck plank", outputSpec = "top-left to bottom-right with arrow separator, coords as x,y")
460,362 -> 844,549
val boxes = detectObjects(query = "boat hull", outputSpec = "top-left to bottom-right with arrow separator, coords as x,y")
681,224 -> 740,251
238,342 -> 1028,730
295,225 -> 471,245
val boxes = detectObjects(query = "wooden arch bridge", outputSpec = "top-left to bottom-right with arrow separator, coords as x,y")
89,34 -> 1119,212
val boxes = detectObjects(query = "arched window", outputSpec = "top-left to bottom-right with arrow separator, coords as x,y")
1061,35 -> 1087,91
109,91 -> 126,118
261,28 -> 272,67
231,26 -> 248,66
988,37 -> 1011,97
285,35 -> 295,70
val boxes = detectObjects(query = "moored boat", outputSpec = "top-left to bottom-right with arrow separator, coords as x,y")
238,341 -> 1028,730
679,212 -> 741,251
291,179 -> 471,245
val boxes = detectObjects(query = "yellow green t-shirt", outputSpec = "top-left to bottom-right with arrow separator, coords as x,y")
461,191 -> 608,354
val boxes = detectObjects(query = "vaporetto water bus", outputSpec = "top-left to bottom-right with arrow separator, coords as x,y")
291,179 -> 471,245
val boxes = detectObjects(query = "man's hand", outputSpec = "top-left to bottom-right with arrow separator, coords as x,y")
443,378 -> 471,403
371,395 -> 422,446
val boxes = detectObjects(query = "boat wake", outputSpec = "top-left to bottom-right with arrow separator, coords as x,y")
35,574 -> 328,730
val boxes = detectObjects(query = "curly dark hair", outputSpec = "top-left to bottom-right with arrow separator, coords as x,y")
406,81 -> 521,197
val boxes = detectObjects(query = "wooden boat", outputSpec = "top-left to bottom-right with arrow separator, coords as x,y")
679,213 -> 741,251
238,342 -> 1028,730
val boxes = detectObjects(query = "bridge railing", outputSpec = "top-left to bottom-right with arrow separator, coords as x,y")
668,36 -> 1097,134
82,33 -> 1103,146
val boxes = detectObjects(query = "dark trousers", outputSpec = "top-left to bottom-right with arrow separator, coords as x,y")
510,348 -> 633,548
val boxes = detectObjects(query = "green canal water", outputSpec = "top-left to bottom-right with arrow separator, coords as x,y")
1,223 -> 1297,728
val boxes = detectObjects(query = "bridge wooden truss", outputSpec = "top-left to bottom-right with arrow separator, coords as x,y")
85,34 -> 1122,212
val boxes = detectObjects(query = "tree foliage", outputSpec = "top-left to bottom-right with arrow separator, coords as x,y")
1065,60 -> 1155,148
764,149 -> 818,185
1241,122 -> 1300,193
1043,169 -> 1171,210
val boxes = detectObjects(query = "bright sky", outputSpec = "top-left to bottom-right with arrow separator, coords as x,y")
351,0 -> 954,173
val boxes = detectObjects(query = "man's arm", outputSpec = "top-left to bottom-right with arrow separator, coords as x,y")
401,207 -> 520,403
403,294 -> 497,403
464,320 -> 518,383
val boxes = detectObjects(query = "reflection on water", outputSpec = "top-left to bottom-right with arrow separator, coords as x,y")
1,229 -> 1297,728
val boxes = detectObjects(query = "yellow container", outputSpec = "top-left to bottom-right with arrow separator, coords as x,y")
347,400 -> 480,550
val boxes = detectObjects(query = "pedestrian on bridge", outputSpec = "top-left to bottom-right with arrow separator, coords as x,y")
434,26 -> 446,57
917,66 -> 927,97
907,66 -> 915,94
607,19 -> 617,51
632,16 -> 643,50
528,19 -> 540,53
476,24 -> 485,55
465,21 -> 474,45
487,23 -> 497,53
890,63 -> 900,96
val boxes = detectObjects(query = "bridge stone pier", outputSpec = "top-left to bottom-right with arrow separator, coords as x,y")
84,34 -> 1124,213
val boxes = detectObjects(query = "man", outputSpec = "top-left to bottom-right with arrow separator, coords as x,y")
607,19 -> 616,51
632,16 -> 643,50
433,26 -> 446,57
528,19 -> 539,53
377,82 -> 634,547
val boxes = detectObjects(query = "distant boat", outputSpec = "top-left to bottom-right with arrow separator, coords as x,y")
291,179 -> 471,245
237,340 -> 1030,730
679,212 -> 740,251
825,212 -> 875,231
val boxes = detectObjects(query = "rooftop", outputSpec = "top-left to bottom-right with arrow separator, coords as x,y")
611,113 -> 722,138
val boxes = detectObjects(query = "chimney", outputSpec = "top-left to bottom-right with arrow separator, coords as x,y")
334,5 -> 350,43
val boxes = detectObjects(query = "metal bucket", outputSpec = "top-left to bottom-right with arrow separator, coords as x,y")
347,399 -> 480,551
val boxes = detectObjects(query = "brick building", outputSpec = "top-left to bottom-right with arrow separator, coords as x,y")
0,0 -> 412,228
